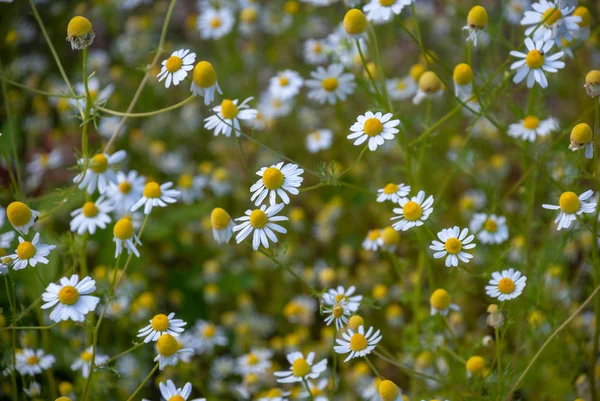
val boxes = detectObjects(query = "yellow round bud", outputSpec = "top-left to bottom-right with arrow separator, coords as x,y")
193,61 -> 217,88
571,123 -> 592,144
418,71 -> 442,93
67,16 -> 92,38
466,355 -> 485,376
378,380 -> 401,401
467,6 -> 488,29
453,63 -> 474,85
343,9 -> 367,36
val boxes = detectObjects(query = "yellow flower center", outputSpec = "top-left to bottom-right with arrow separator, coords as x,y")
249,210 -> 268,229
16,241 -> 36,260
210,17 -> 222,28
279,76 -> 290,86
58,286 -> 80,305
522,116 -> 540,129
383,183 -> 399,194
193,61 -> 217,88
453,63 -> 474,85
82,202 -> 99,218
165,56 -> 183,73
169,396 -> 185,401
403,201 -> 423,221
211,208 -> 231,229
119,181 -> 132,194
90,154 -> 108,174
484,218 -> 498,232
321,77 -> 338,92
497,278 -> 515,294
364,118 -> 383,137
396,81 -> 406,90
381,226 -> 399,245
113,218 -> 135,240
262,167 -> 284,190
80,351 -> 93,362
143,182 -> 162,198
573,6 -> 591,28
267,389 -> 282,398
203,324 -> 216,338
27,355 -> 40,365
313,43 -> 322,53
378,380 -> 401,401
348,315 -> 364,330
247,353 -> 260,365
467,6 -> 488,28
571,123 -> 592,144
466,356 -> 485,375
410,64 -> 426,82
178,174 -> 193,189
292,357 -> 311,377
379,0 -> 394,6
241,7 -> 258,23
151,314 -> 170,331
367,230 -> 380,241
418,71 -> 442,93
525,50 -> 545,69
559,191 -> 580,214
221,99 -> 239,119
333,304 -> 344,318
335,294 -> 347,303
430,289 -> 451,310
350,333 -> 368,351
67,16 -> 92,38
444,237 -> 462,254
156,334 -> 180,357
541,8 -> 562,26
343,9 -> 367,35
40,154 -> 50,166
7,202 -> 32,227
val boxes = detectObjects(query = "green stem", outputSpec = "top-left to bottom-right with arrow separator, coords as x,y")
355,39 -> 386,109
125,363 -> 159,401
364,355 -> 381,377
496,327 -> 503,397
82,48 -> 91,159
0,75 -> 84,98
302,378 -> 315,401
0,58 -> 23,198
96,95 -> 195,118
103,342 -> 145,365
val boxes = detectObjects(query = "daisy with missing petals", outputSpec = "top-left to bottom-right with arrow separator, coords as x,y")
463,6 -> 488,46
322,286 -> 363,312
306,64 -> 356,105
157,49 -> 196,88
131,181 -> 180,215
71,346 -> 109,378
391,190 -> 434,231
9,233 -> 56,271
15,349 -> 55,376
348,111 -> 400,151
155,333 -> 194,370
190,61 -> 222,105
485,268 -> 527,301
469,213 -> 509,244
363,0 -> 410,25
510,38 -> 565,88
377,183 -> 410,203
210,207 -> 235,244
41,275 -> 100,323
204,97 -> 258,138
430,289 -> 460,317
70,197 -> 113,235
233,204 -> 288,250
269,70 -> 304,99
192,320 -> 228,353
197,7 -> 235,40
323,299 -> 351,329
430,227 -> 476,267
6,202 -> 40,235
73,150 -> 127,195
107,170 -> 145,215
508,115 -> 559,142
306,129 -> 333,153
569,123 -> 593,159
237,349 -> 273,375
250,162 -> 304,206
158,380 -> 205,401
542,190 -> 596,230
113,217 -> 142,258
138,312 -> 187,343
334,325 -> 382,362
274,351 -> 328,383
520,0 -> 581,44
386,76 -> 418,101
362,229 -> 381,251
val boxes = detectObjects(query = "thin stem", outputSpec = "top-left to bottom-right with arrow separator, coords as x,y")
339,145 -> 368,178
364,355 -> 381,378
82,48 -> 91,159
0,58 -> 23,198
96,95 -> 195,118
102,342 -> 145,365
495,327 -> 503,397
0,75 -> 84,98
355,39 -> 386,109
125,363 -> 159,401
374,349 -> 440,383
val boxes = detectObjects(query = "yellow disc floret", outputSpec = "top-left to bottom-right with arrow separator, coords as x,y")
343,9 -> 367,36
410,64 -> 426,82
541,7 -> 562,27
250,209 -> 268,228
522,116 -> 540,129
484,218 -> 498,232
211,208 -> 231,230
444,238 -> 462,254
559,191 -> 580,214
143,182 -> 162,198
348,315 -> 364,330
350,333 -> 368,351
418,71 -> 442,93
467,6 -> 488,29
151,314 -> 170,331
221,99 -> 239,119
119,181 -> 132,194
364,118 -> 383,136
16,241 -> 36,260
403,201 -> 423,221
571,123 -> 592,144
466,355 -> 485,375
573,6 -> 591,27
113,218 -> 134,240
585,70 -> 600,85
497,278 -> 515,294
58,286 -> 80,305
381,226 -> 399,246
90,154 -> 108,173
262,167 -> 284,190
292,357 -> 311,377
430,289 -> 451,311
525,50 -> 544,69
156,334 -> 179,357
7,202 -> 32,227
165,56 -> 182,73
82,202 -> 99,218
193,61 -> 217,88
453,63 -> 474,85
322,77 -> 338,92
378,380 -> 401,401
67,16 -> 92,38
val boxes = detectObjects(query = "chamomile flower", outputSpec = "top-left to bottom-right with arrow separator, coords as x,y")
306,64 -> 356,105
572,6 -> 591,40
269,70 -> 304,99
66,16 -> 95,50
190,61 -> 222,105
505,0 -> 530,25
210,207 -> 235,244
250,162 -> 304,206
157,49 -> 196,88
568,123 -> 593,159
508,115 -> 559,142
323,299 -> 351,329
70,197 -> 113,235
0,231 -> 14,248
391,190 -> 434,231
6,202 -> 40,234
73,150 -> 127,195
26,149 -> 62,176
198,8 -> 235,40
362,229 -> 381,251
347,111 -> 400,151
274,351 -> 328,383
413,71 -> 444,105
15,349 -> 55,376
259,388 -> 292,401
177,174 -> 206,204
233,203 -> 288,250
154,333 -> 194,370
520,0 -> 581,44
304,39 -> 329,65
386,76 -> 418,101
158,380 -> 205,401
237,349 -> 273,375
429,226 -> 476,268
41,275 -> 100,323
429,289 -> 460,317
322,286 -> 363,312
510,38 -> 565,88
378,380 -> 403,401
542,190 -> 596,230
363,0 -> 410,25
204,97 -> 258,137
378,226 -> 400,252
485,268 -> 527,301
334,325 -> 382,362
70,77 -> 114,112
131,181 -> 180,215
23,382 -> 41,398
377,183 -> 410,203
71,347 -> 109,378
107,170 -> 145,215
137,312 -> 187,343
9,233 -> 56,271
463,6 -> 488,46
306,129 -> 333,153
343,8 -> 368,39
469,213 -> 509,244
453,63 -> 474,98
192,320 -> 228,353
113,217 -> 142,258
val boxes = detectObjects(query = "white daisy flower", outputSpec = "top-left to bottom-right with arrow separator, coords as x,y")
322,286 -> 362,312
250,162 -> 304,206
154,333 -> 194,370
376,183 -> 410,203
269,70 -> 304,100
192,320 -> 228,354
505,0 -> 530,25
542,190 -> 597,230
258,388 -> 291,401
463,5 -> 488,46
9,233 -> 56,271
239,6 -> 259,36
510,37 -> 565,88
204,97 -> 258,138
233,203 -> 288,250
274,351 -> 328,383
304,39 -> 329,65
15,349 -> 55,376
131,181 -> 180,215
107,170 -> 145,215
112,217 -> 142,258
69,77 -> 114,112
429,289 -> 460,317
363,0 -> 410,24
485,268 -> 527,301
347,111 -> 400,151
469,213 -> 509,244
334,325 -> 382,362
306,64 -> 356,105
237,349 -> 273,375
323,299 -> 351,330
520,0 -> 581,44
23,382 -> 41,398
73,150 -> 127,195
177,174 -> 206,204
362,229 -> 381,252
300,379 -> 329,401
70,197 -> 113,235
412,71 -> 444,105
306,129 -> 333,153
158,380 -> 205,401
429,226 -> 476,268
197,7 -> 235,40
259,93 -> 293,119
41,275 -> 100,323
26,149 -> 62,176
508,115 -> 559,142
210,207 -> 235,244
137,312 -> 187,343
391,190 -> 434,231
6,202 -> 40,235
569,122 -> 594,159
71,346 -> 109,378
157,49 -> 196,88
386,76 -> 418,101
190,61 -> 223,105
